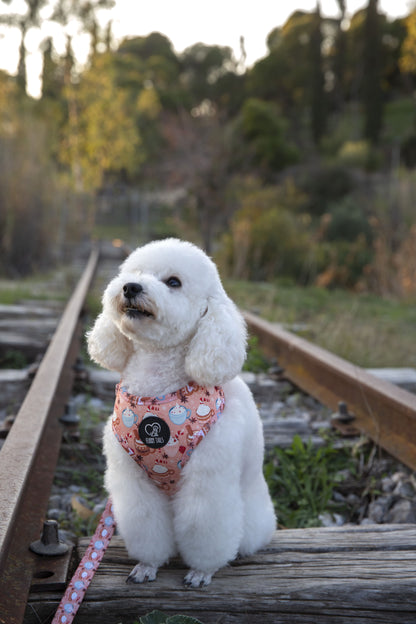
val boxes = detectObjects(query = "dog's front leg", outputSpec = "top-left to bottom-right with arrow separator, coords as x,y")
172,414 -> 244,587
103,420 -> 176,583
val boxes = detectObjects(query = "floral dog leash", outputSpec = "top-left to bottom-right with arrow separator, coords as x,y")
51,498 -> 116,624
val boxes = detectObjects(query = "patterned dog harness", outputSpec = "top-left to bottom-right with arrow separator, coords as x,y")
112,382 -> 225,494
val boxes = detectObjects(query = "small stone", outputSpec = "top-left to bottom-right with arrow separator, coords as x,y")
360,517 -> 377,526
48,494 -> 62,509
275,416 -> 310,431
72,393 -> 87,406
319,512 -> 345,527
286,393 -> 301,408
385,499 -> 416,524
346,493 -> 361,506
239,371 -> 257,385
311,420 -> 332,432
393,481 -> 415,498
381,477 -> 395,493
303,395 -> 320,410
58,529 -> 75,545
367,497 -> 392,523
93,502 -> 106,515
392,471 -> 408,484
47,508 -> 63,521
332,491 -> 346,503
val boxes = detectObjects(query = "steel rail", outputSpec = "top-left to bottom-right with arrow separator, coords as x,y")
244,311 -> 416,471
0,248 -> 99,624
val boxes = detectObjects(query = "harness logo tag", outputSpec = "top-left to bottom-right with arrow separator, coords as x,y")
138,416 -> 170,449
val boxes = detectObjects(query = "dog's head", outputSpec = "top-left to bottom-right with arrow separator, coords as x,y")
87,239 -> 247,386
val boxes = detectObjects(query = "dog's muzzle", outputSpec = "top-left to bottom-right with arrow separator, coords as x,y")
122,282 -> 154,319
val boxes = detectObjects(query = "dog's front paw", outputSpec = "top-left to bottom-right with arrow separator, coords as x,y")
126,563 -> 158,584
184,569 -> 213,588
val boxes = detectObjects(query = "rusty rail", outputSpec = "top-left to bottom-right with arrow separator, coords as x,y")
0,248 -> 99,624
244,311 -> 416,471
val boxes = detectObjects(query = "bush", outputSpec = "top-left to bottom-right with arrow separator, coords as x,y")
401,133 -> 416,168
337,140 -> 381,170
236,98 -> 299,172
264,434 -> 351,528
299,165 -> 356,217
325,198 -> 373,243
224,180 -> 312,281
316,237 -> 373,289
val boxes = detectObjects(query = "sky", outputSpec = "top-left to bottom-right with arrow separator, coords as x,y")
0,0 -> 414,97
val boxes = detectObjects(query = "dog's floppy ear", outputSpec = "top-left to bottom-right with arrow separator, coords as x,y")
87,313 -> 133,373
185,294 -> 247,386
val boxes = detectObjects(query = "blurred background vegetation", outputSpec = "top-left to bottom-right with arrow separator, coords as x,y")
1,0 -> 416,307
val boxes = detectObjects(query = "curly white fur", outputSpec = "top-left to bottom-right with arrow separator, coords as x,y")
87,238 -> 276,587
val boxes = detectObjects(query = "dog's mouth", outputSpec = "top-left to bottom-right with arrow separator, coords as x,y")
123,304 -> 155,320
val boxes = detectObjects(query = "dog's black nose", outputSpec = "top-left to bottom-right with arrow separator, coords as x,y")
123,282 -> 143,299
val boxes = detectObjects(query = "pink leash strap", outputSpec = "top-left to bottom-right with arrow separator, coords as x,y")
52,498 -> 116,624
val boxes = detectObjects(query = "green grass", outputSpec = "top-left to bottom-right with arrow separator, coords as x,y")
2,263 -> 414,370
384,97 -> 416,141
264,434 -> 352,528
225,279 -> 416,368
0,266 -> 77,304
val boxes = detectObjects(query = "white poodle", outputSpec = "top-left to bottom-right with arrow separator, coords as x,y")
87,238 -> 276,587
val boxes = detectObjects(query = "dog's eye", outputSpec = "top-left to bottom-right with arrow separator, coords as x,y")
165,276 -> 182,288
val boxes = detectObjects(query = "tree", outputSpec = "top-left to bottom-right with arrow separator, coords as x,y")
248,8 -> 334,142
224,178 -> 310,281
50,0 -> 115,57
310,3 -> 326,144
248,12 -> 316,113
60,53 -> 143,191
0,0 -> 48,93
400,9 -> 416,75
362,0 -> 384,143
180,42 -> 238,110
234,98 -> 299,174
332,0 -> 347,108
41,37 -> 64,100
115,33 -> 182,109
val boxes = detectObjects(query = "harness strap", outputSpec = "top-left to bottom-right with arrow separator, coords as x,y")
52,498 -> 116,624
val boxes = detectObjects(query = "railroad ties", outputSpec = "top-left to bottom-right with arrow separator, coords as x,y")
1,246 -> 416,624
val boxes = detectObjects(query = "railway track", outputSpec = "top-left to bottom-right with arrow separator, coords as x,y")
1,245 -> 416,624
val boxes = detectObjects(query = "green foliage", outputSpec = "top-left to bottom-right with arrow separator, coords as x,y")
248,11 -> 317,112
243,336 -> 270,373
401,133 -> 416,168
181,43 -> 238,109
139,611 -> 204,624
337,140 -> 381,170
223,178 -> 310,281
61,53 -> 143,191
0,349 -> 28,369
362,0 -> 384,144
384,98 -> 415,142
237,98 -> 299,172
299,165 -> 356,217
224,278 -> 416,368
400,8 -> 416,76
310,5 -> 327,144
264,434 -> 352,528
325,198 -> 373,243
0,84 -> 78,275
316,237 -> 373,289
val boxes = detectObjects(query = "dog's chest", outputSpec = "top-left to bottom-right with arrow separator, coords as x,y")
112,383 -> 225,494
